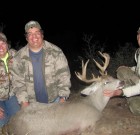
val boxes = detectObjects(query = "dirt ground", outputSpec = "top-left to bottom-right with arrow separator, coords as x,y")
69,93 -> 140,135
94,97 -> 140,135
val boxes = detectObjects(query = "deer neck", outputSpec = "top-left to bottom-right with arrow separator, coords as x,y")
88,88 -> 110,112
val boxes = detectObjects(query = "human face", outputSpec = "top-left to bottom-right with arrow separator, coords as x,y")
137,33 -> 140,47
26,27 -> 44,52
0,41 -> 8,58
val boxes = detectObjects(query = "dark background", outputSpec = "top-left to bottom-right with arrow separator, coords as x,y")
0,1 -> 140,53
0,1 -> 139,91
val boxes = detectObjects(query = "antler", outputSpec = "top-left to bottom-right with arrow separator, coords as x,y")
75,59 -> 101,83
75,51 -> 110,83
93,51 -> 110,75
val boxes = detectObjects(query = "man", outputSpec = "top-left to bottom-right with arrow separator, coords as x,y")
0,32 -> 20,131
11,20 -> 71,108
104,27 -> 140,115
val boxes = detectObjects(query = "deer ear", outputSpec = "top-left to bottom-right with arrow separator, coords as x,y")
81,86 -> 97,95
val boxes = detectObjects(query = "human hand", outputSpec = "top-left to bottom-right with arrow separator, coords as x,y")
21,102 -> 29,108
53,97 -> 67,103
103,89 -> 123,97
0,107 -> 4,119
59,97 -> 66,103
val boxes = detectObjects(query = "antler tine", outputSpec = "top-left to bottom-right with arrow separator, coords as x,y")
75,59 -> 101,83
93,51 -> 110,75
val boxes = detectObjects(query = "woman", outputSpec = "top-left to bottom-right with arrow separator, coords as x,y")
0,32 -> 20,132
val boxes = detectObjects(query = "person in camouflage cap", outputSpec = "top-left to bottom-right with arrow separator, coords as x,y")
104,27 -> 140,115
11,20 -> 71,108
0,32 -> 20,131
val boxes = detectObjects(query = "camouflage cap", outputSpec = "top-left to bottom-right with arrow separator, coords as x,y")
0,32 -> 7,42
25,20 -> 42,32
137,27 -> 140,34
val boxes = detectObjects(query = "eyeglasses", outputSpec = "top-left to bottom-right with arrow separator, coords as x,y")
26,31 -> 42,38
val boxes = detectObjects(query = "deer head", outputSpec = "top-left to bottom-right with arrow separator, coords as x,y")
75,51 -> 124,111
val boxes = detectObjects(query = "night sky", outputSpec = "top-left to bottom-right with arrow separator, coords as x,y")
0,2 -> 140,52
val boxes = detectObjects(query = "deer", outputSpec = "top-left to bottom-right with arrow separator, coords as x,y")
5,51 -> 124,135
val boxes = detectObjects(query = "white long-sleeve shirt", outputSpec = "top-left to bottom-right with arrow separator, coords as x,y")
123,80 -> 140,97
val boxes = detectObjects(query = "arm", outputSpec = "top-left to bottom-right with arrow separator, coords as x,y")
0,76 -> 11,100
55,51 -> 71,99
11,55 -> 29,106
122,80 -> 140,97
104,80 -> 140,97
0,49 -> 16,100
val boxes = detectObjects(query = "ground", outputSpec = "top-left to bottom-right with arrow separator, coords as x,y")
94,97 -> 140,135
69,92 -> 140,135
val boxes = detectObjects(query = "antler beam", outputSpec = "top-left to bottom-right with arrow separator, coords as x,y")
75,51 -> 110,83
75,59 -> 101,83
93,51 -> 110,75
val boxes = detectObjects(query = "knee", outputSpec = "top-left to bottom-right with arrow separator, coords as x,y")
128,97 -> 140,115
117,66 -> 129,80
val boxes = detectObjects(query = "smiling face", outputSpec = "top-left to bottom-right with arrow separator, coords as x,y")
26,27 -> 44,52
0,40 -> 8,58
